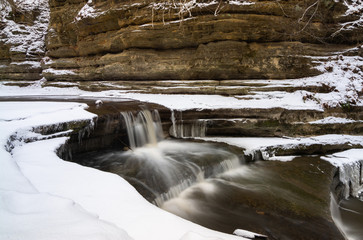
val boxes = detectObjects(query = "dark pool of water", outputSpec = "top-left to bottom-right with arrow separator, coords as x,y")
161,156 -> 349,240
337,197 -> 363,240
74,140 -> 363,240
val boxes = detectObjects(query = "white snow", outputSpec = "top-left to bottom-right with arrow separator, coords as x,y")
10,61 -> 41,68
321,149 -> 363,167
228,0 -> 254,6
126,91 -> 323,110
0,102 -> 131,240
43,68 -> 77,76
0,82 -> 323,110
0,0 -> 49,57
1,50 -> 362,112
233,229 -> 267,239
309,116 -> 358,124
0,101 -> 245,240
75,0 -> 106,21
332,0 -> 363,37
201,135 -> 363,161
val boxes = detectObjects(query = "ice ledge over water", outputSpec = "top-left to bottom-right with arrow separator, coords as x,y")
322,149 -> 363,199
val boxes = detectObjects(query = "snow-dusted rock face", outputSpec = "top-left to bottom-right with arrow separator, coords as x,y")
0,0 -> 49,80
40,0 -> 363,81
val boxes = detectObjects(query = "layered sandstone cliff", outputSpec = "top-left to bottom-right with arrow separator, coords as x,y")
0,0 -> 362,82
36,0 -> 363,81
0,0 -> 49,80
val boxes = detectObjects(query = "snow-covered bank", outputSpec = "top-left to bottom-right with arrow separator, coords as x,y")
202,136 -> 363,200
0,101 -> 245,240
0,102 -> 131,240
201,135 -> 363,160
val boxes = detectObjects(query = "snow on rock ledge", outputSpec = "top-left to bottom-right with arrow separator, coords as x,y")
322,149 -> 363,200
0,101 -> 244,240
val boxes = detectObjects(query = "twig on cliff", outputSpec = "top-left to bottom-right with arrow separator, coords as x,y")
275,0 -> 289,18
214,0 -> 224,16
296,0 -> 320,34
151,6 -> 154,27
298,0 -> 319,23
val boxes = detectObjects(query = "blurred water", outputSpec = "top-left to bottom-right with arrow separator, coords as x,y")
74,109 -> 363,239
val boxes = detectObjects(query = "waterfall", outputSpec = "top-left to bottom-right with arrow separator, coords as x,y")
121,109 -> 164,150
117,109 -> 241,205
170,110 -> 208,138
152,155 -> 240,206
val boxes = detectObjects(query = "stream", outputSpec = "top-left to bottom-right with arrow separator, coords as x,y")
70,108 -> 363,240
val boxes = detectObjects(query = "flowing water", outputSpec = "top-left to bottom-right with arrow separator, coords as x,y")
73,108 -> 363,240
75,109 -> 242,204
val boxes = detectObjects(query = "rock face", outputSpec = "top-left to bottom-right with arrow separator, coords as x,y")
40,0 -> 362,81
0,0 -> 362,81
0,0 -> 49,80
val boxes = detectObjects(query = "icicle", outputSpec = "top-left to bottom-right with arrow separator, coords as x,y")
170,110 -> 177,138
169,110 -> 208,138
338,161 -> 363,199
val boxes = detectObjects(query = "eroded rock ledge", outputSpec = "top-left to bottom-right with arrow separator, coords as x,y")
41,0 -> 362,81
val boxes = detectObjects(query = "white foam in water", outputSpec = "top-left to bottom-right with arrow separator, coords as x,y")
121,109 -> 164,149
118,110 -> 241,205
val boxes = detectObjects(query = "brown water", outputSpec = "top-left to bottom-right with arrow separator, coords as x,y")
161,156 -> 348,240
337,197 -> 363,240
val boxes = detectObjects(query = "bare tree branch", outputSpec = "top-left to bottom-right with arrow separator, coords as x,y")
298,0 -> 319,23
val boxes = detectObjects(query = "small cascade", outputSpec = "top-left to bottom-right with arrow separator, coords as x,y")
152,155 -> 240,206
121,109 -> 164,150
79,110 -> 242,205
170,110 -> 208,138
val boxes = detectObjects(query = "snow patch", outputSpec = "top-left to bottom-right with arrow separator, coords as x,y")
202,135 -> 363,161
310,117 -> 359,124
43,68 -> 76,76
228,0 -> 255,6
75,0 -> 106,21
332,0 -> 363,38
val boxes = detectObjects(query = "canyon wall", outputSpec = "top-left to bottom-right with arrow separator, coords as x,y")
1,0 -> 362,81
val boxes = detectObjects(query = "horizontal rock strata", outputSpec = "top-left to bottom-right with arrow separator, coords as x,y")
42,0 -> 362,81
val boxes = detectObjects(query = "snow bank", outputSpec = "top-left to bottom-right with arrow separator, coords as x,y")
0,102 -> 131,240
122,91 -> 322,110
42,68 -> 77,76
202,135 -> 363,161
309,116 -> 358,124
0,101 -> 245,240
0,82 -> 322,110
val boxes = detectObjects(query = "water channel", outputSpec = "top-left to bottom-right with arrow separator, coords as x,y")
68,106 -> 363,240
